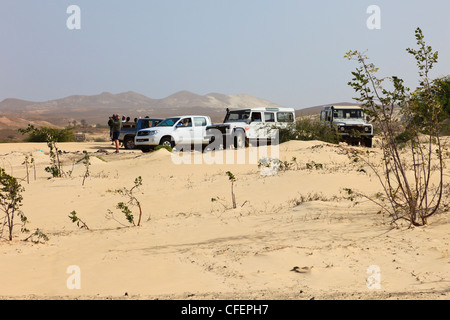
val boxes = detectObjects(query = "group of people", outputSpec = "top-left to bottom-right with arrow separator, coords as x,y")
120,115 -> 139,123
107,114 -> 123,153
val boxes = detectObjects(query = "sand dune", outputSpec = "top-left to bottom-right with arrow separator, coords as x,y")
0,140 -> 448,300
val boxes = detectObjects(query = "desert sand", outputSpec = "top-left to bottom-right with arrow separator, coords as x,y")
0,140 -> 448,300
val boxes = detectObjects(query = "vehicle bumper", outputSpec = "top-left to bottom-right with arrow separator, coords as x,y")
135,137 -> 159,146
338,133 -> 373,137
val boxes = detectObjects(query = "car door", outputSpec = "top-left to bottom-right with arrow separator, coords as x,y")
193,117 -> 208,144
248,111 -> 265,139
174,117 -> 194,144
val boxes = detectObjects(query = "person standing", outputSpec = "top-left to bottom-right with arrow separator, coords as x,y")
112,114 -> 122,153
108,116 -> 114,144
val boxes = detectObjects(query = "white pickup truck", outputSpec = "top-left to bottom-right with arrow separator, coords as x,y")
134,115 -> 212,152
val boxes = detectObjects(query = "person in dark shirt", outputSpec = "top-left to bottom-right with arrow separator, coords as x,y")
112,114 -> 122,153
108,116 -> 113,141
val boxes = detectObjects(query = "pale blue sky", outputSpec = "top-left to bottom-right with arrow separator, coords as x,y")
1,0 -> 449,109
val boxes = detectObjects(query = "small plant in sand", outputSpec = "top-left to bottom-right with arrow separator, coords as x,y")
226,171 -> 237,209
0,167 -> 28,241
305,161 -> 323,170
345,28 -> 446,226
18,125 -> 66,178
258,157 -> 300,173
21,154 -> 37,183
80,152 -> 90,186
23,228 -> 49,244
288,192 -> 332,207
210,172 -> 247,211
106,176 -> 144,227
22,155 -> 30,184
30,155 -> 36,181
69,211 -> 90,230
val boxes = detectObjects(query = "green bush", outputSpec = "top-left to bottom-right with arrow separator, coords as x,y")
18,125 -> 75,142
154,145 -> 173,152
278,117 -> 340,144
0,167 -> 27,240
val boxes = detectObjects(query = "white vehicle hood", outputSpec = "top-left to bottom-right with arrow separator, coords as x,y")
140,127 -> 174,133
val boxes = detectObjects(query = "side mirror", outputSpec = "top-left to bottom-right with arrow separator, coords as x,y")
366,116 -> 371,122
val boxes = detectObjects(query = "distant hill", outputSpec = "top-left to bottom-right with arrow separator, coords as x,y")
0,90 -> 362,141
0,90 -> 284,127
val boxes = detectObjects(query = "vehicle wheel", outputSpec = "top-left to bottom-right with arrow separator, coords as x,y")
233,130 -> 247,149
364,138 -> 373,148
124,136 -> 135,149
160,137 -> 174,148
201,144 -> 209,153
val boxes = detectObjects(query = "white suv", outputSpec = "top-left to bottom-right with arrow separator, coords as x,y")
206,107 -> 296,148
320,106 -> 373,147
135,115 -> 212,152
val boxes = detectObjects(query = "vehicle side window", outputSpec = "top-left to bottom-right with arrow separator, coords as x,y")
141,120 -> 150,129
153,120 -> 162,127
264,112 -> 275,122
179,118 -> 192,127
320,111 -> 326,121
276,112 -> 294,122
194,117 -> 207,127
251,112 -> 262,122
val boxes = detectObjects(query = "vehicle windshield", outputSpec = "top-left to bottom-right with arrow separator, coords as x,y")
156,117 -> 180,127
333,109 -> 364,119
225,110 -> 251,122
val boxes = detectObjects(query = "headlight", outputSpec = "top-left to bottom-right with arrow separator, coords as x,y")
148,130 -> 159,136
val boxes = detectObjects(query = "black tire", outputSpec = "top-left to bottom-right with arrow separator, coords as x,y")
364,138 -> 373,148
160,137 -> 174,148
124,136 -> 135,149
233,130 -> 247,149
347,138 -> 358,146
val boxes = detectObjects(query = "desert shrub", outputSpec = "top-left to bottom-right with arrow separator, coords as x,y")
154,145 -> 173,152
19,124 -> 67,177
277,123 -> 297,143
258,157 -> 301,173
394,128 -> 415,145
278,117 -> 340,144
346,28 -> 445,226
106,177 -> 144,226
19,124 -> 75,142
295,117 -> 340,144
0,167 -> 28,240
305,161 -> 323,170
